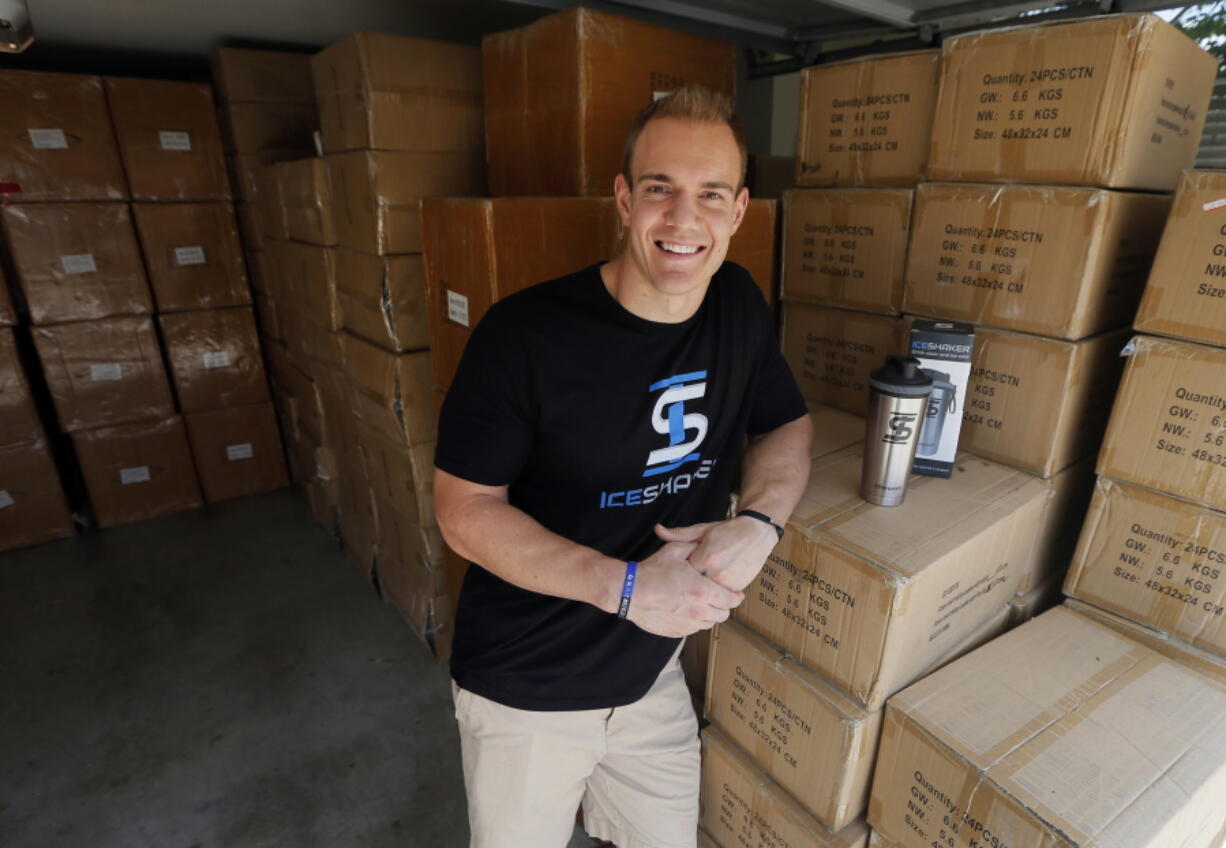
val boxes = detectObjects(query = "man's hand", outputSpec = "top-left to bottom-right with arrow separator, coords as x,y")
625,541 -> 745,638
655,516 -> 780,593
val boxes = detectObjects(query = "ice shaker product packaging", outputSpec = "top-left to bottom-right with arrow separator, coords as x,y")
908,319 -> 974,478
861,355 -> 933,506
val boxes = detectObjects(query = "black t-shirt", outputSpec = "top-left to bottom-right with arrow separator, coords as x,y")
435,261 -> 807,711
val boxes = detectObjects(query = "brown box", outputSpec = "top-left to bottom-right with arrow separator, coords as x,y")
0,70 -> 128,201
373,498 -> 446,640
483,7 -> 735,196
336,250 -> 428,353
2,202 -> 153,325
33,316 -> 175,432
1098,335 -> 1226,510
132,202 -> 251,312
780,304 -> 905,415
0,328 -> 42,447
904,183 -> 1171,338
185,402 -> 289,503
0,440 -> 75,552
220,103 -> 318,154
730,199 -> 778,306
72,416 -> 202,528
796,51 -> 940,188
928,14 -> 1217,190
160,306 -> 269,413
266,239 -> 341,331
342,332 -> 435,447
1064,476 -> 1226,657
312,32 -> 483,154
1135,169 -> 1226,348
281,307 -> 344,379
782,189 -> 912,314
236,202 -> 264,252
280,158 -> 337,246
253,293 -> 280,343
210,47 -> 316,105
104,77 -> 230,201
228,149 -> 303,203
327,151 -> 485,255
1006,572 -> 1063,627
807,402 -> 867,460
1025,455 -> 1097,591
257,165 -> 290,241
358,424 -> 435,528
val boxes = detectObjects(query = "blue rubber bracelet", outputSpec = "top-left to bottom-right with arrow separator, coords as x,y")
617,561 -> 638,619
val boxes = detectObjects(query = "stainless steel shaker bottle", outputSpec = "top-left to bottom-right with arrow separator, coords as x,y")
917,369 -> 956,457
861,356 -> 934,506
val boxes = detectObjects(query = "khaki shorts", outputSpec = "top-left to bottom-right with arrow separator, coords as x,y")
452,651 -> 700,848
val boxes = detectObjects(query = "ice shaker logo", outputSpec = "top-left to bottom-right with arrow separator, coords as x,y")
882,411 -> 919,445
644,371 -> 708,477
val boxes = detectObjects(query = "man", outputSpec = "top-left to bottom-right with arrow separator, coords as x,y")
434,87 -> 813,848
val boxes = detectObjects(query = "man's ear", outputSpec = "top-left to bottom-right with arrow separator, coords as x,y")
729,186 -> 749,235
614,173 -> 633,226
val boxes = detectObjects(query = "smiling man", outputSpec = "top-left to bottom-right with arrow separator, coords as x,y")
434,87 -> 813,848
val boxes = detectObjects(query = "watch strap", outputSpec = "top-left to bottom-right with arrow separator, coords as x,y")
737,509 -> 784,540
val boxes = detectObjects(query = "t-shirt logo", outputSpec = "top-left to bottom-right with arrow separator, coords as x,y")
645,371 -> 708,478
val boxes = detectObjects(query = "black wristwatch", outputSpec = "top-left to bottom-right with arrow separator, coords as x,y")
737,509 -> 784,540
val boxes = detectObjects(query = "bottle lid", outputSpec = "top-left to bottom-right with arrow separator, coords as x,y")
921,367 -> 953,386
870,355 -> 934,398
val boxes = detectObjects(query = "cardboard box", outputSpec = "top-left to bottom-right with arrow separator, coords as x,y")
483,7 -> 735,196
0,441 -> 75,552
1064,476 -> 1226,657
228,149 -> 304,203
780,304 -> 905,415
904,183 -> 1171,339
697,829 -> 719,848
927,14 -> 1217,190
220,103 -> 318,153
807,402 -> 866,460
185,402 -> 288,503
373,498 -> 446,639
2,203 -> 153,325
730,199 -> 779,306
279,158 -> 337,246
1135,169 -> 1226,348
312,32 -> 483,154
254,292 -> 281,344
782,189 -> 912,314
327,151 -> 485,255
336,250 -> 428,353
32,316 -> 175,432
266,240 -> 340,331
736,447 -> 1048,709
104,77 -> 230,201
680,628 -> 709,706
0,328 -> 42,447
700,725 -> 871,848
159,306 -> 270,413
796,51 -> 940,188
1024,455 -> 1097,591
1098,335 -> 1226,510
868,606 -> 1226,848
338,433 -> 378,576
907,319 -> 974,478
280,307 -> 345,379
342,332 -> 435,447
0,70 -> 128,201
357,424 -> 435,527
210,47 -> 316,105
258,166 -> 290,241
131,202 -> 251,312
1006,573 -> 1062,627
236,202 -> 264,252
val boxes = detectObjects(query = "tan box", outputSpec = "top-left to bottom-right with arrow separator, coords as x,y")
342,332 -> 435,447
338,439 -> 378,576
312,32 -> 483,154
220,103 -> 318,154
780,304 -> 904,415
236,202 -> 264,252
1064,476 -> 1226,657
1135,169 -> 1226,348
700,725 -> 871,848
0,328 -> 42,447
868,606 -> 1226,848
210,47 -> 316,105
1006,573 -> 1063,627
279,158 -> 337,247
327,151 -> 485,255
483,7 -> 735,197
0,440 -> 75,552
228,149 -> 303,203
0,70 -> 127,201
185,402 -> 288,503
358,425 -> 435,528
337,250 -> 428,353
928,14 -> 1217,190
104,77 -> 230,201
280,307 -> 345,379
1098,335 -> 1226,510
258,166 -> 290,241
697,829 -> 719,848
807,403 -> 866,460
373,498 -> 446,639
253,292 -> 281,343
1024,455 -> 1097,591
72,416 -> 203,528
160,306 -> 269,413
266,240 -> 340,331
132,202 -> 251,312
782,189 -> 912,314
796,51 -> 940,188
32,316 -> 175,432
2,203 -> 153,325
904,183 -> 1170,338
730,199 -> 779,307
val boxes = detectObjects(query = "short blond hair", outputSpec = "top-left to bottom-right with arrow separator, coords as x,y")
620,86 -> 748,189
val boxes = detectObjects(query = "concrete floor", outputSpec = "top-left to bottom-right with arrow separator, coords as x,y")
0,488 -> 596,847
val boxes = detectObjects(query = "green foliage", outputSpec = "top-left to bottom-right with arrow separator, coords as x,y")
1171,3 -> 1226,68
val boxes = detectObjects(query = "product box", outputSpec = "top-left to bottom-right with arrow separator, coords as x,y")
220,103 -> 319,154
228,149 -> 303,203
730,199 -> 779,307
1005,573 -> 1062,627
927,14 -> 1217,190
236,202 -> 264,252
795,50 -> 941,188
1064,476 -> 1226,657
483,6 -> 735,196
2,203 -> 153,325
1135,169 -> 1226,348
0,328 -> 42,447
904,183 -> 1171,339
806,402 -> 866,460
280,307 -> 345,379
184,402 -> 289,503
131,202 -> 251,312
210,47 -> 316,105
1098,335 -> 1226,510
357,423 -> 435,528
326,151 -> 486,255
32,316 -> 175,432
0,70 -> 128,201
780,304 -> 905,415
1023,455 -> 1097,591
781,188 -> 912,314
906,319 -> 974,478
867,606 -> 1226,848
104,77 -> 230,201
373,499 -> 446,640
336,250 -> 428,353
159,306 -> 270,413
266,240 -> 340,331
342,332 -> 435,447
279,158 -> 337,246
700,725 -> 871,848
254,295 -> 281,345
338,435 -> 379,576
735,448 -> 1048,709
312,32 -> 483,154
0,440 -> 75,552
257,166 -> 290,242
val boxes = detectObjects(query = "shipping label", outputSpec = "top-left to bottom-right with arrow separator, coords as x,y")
60,254 -> 98,275
1190,220 -> 1226,303
813,92 -> 912,161
925,221 -> 1045,297
750,551 -> 858,657
796,221 -> 873,282
226,443 -> 254,461
89,363 -> 123,382
201,351 -> 232,370
446,289 -> 470,327
119,466 -> 151,485
719,660 -> 811,771
159,131 -> 192,152
965,363 -> 1020,435
0,489 -> 13,509
1150,383 -> 1226,471
28,128 -> 69,150
968,65 -> 1096,144
173,246 -> 207,266
901,768 -> 1022,848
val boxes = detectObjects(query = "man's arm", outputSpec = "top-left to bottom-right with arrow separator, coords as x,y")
434,468 -> 746,638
